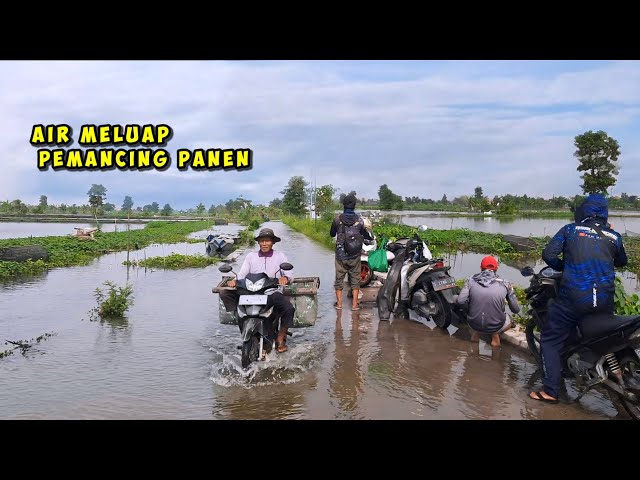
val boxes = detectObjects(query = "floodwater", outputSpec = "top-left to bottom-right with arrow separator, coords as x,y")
0,221 -> 631,419
383,210 -> 640,238
0,221 -> 146,239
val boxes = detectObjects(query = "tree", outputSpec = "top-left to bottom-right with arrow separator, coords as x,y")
281,176 -> 309,215
122,196 -> 134,212
574,130 -> 621,195
474,186 -> 484,200
441,194 -> 448,204
269,198 -> 283,209
39,195 -> 48,208
315,184 -> 337,218
378,184 -> 403,210
161,204 -> 173,216
103,203 -> 116,212
196,203 -> 205,215
87,184 -> 107,211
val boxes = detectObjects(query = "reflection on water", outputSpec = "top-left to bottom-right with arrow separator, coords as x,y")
0,220 -> 629,419
0,221 -> 146,239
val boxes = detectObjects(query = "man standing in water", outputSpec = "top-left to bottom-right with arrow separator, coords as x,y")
330,194 -> 373,311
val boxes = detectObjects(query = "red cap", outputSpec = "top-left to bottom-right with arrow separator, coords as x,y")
480,255 -> 498,271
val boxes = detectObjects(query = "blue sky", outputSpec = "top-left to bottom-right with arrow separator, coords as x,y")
1,60 -> 639,210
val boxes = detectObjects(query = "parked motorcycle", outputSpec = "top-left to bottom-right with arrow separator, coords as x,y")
217,262 -> 294,369
378,234 -> 461,329
521,265 -> 640,419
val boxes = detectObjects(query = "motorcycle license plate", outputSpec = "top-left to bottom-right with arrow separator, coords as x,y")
239,295 -> 269,305
432,277 -> 456,291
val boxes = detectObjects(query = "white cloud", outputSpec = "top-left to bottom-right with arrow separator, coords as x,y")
0,60 -> 639,208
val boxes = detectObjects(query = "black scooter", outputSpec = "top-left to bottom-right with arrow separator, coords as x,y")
522,265 -> 640,419
217,262 -> 293,369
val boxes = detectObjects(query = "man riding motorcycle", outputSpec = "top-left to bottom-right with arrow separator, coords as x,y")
219,228 -> 295,353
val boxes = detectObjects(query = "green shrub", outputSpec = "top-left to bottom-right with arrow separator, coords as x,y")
93,281 -> 134,318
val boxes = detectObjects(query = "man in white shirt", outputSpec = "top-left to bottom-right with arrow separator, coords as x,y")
220,228 -> 295,353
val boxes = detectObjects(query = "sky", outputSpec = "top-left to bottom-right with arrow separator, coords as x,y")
1,60 -> 639,210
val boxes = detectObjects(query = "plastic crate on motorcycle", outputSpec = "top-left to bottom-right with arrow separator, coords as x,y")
214,275 -> 238,325
213,275 -> 320,328
282,276 -> 320,327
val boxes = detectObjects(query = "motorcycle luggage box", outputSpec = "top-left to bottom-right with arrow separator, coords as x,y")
215,275 -> 239,325
214,276 -> 320,327
282,276 -> 320,327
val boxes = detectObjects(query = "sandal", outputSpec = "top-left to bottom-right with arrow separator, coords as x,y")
352,304 -> 360,311
334,302 -> 342,310
529,391 -> 558,404
276,340 -> 288,353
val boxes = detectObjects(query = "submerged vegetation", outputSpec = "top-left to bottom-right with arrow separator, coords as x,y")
0,220 -> 261,279
0,332 -> 57,359
124,253 -> 219,269
89,281 -> 135,320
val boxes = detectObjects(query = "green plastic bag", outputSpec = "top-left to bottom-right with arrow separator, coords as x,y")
368,237 -> 389,273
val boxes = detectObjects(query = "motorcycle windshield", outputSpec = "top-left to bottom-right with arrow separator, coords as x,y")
238,273 -> 277,294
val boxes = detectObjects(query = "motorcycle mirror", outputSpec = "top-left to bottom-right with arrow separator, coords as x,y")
218,264 -> 233,273
520,266 -> 534,277
279,262 -> 294,271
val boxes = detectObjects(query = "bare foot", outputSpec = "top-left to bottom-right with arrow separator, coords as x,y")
491,334 -> 500,347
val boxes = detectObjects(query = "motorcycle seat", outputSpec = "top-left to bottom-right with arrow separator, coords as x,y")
406,261 -> 429,274
580,312 -> 640,339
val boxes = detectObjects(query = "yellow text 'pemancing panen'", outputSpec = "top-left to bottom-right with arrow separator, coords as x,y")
37,148 -> 171,171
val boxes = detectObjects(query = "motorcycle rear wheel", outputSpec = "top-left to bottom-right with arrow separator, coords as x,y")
525,321 -> 542,366
619,356 -> 640,420
429,290 -> 451,329
241,335 -> 260,369
361,262 -> 374,288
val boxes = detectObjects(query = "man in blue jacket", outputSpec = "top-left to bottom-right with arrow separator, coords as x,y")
529,193 -> 627,404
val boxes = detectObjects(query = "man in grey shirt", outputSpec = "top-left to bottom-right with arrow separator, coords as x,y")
456,255 -> 520,347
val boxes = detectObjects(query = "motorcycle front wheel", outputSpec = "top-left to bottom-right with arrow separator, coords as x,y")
241,335 -> 260,369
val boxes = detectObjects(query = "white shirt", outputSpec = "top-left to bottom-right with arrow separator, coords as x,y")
237,250 -> 292,280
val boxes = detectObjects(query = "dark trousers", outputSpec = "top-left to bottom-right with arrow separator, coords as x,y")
219,289 -> 295,332
539,300 -> 581,399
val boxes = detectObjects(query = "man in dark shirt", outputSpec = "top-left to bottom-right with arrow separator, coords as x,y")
330,194 -> 373,311
529,193 -> 627,403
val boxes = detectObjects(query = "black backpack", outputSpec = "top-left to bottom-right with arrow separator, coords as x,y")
337,214 -> 364,256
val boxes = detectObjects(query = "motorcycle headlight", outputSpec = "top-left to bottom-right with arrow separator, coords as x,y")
245,278 -> 266,292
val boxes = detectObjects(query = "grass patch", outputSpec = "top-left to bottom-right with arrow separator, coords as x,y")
124,253 -> 219,269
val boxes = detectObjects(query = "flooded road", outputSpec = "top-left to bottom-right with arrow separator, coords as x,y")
0,222 -> 627,419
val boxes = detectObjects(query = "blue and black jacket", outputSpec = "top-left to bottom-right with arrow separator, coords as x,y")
542,194 -> 627,313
